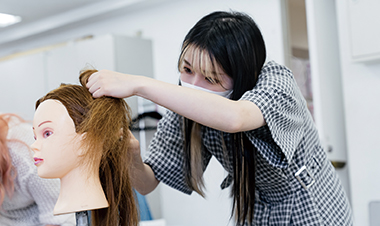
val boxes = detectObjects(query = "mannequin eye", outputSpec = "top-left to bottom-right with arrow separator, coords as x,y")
43,130 -> 53,138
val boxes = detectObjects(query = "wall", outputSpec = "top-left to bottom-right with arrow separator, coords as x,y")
336,1 -> 380,225
0,1 -> 286,226
3,0 -> 380,225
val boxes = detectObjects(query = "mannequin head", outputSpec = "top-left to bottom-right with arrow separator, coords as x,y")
32,70 -> 138,226
32,99 -> 83,179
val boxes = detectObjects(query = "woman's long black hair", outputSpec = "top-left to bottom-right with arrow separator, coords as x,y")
178,11 -> 266,225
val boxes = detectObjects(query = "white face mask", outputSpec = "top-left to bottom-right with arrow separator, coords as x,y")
181,80 -> 233,98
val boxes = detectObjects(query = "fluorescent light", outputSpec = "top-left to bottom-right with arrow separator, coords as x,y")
0,13 -> 22,27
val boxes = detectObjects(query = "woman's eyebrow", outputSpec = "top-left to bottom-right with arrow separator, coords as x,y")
184,59 -> 192,66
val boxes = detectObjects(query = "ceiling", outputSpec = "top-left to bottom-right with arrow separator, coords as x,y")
0,0 -> 107,30
0,0 -> 105,26
0,0 -> 164,46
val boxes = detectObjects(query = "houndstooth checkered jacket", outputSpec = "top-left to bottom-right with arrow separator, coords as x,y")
145,61 -> 353,225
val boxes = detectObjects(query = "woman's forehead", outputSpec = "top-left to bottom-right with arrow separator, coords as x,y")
183,46 -> 223,75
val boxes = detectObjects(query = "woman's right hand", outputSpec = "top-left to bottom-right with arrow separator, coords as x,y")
128,130 -> 143,164
86,69 -> 138,99
127,129 -> 159,195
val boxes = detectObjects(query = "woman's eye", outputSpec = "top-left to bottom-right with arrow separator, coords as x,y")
43,131 -> 53,138
205,77 -> 219,84
183,67 -> 193,74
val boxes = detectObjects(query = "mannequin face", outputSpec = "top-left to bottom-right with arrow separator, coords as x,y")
31,99 -> 83,179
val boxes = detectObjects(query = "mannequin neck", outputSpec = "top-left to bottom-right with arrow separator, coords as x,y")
53,163 -> 109,215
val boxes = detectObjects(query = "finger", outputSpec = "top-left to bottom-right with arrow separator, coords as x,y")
87,76 -> 103,94
88,83 -> 98,94
86,72 -> 99,88
92,87 -> 103,98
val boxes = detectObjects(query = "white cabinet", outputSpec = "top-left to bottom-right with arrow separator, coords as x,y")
46,35 -> 154,119
46,35 -> 154,90
0,53 -> 46,120
347,0 -> 380,62
0,35 -> 154,120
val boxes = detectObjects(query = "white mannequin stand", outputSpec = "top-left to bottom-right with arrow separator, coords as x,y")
53,162 -> 109,215
54,161 -> 109,226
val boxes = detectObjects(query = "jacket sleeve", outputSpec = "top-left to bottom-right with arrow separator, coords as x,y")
241,62 -> 309,168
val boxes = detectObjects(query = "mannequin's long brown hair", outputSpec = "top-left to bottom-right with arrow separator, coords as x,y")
35,70 -> 139,226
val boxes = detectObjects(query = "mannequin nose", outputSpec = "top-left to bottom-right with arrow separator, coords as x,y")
30,141 -> 39,153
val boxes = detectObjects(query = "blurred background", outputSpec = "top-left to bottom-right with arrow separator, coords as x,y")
0,0 -> 379,225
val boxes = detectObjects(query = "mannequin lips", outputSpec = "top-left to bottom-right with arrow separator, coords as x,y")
33,157 -> 44,166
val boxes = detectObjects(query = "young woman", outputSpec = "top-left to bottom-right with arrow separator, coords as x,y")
86,11 -> 353,225
32,70 -> 139,226
0,113 -> 75,226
